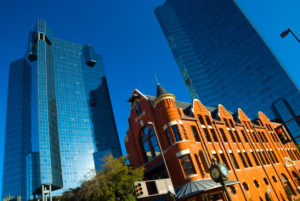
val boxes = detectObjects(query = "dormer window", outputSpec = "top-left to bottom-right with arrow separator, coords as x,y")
135,101 -> 142,116
205,116 -> 212,126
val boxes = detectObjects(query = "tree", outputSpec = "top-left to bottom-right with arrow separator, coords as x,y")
59,155 -> 144,201
285,185 -> 293,197
296,143 -> 300,151
265,192 -> 272,201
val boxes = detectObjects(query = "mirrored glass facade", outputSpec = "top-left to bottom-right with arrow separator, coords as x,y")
27,152 -> 40,200
2,59 -> 32,201
155,0 -> 300,142
2,19 -> 122,200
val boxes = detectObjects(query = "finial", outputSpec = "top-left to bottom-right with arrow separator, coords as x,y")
154,74 -> 160,85
212,157 -> 218,165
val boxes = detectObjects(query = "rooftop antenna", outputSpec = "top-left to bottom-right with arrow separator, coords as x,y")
154,74 -> 160,85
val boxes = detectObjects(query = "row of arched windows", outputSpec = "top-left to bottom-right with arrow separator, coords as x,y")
138,123 -> 300,196
141,115 -> 281,148
139,118 -> 299,165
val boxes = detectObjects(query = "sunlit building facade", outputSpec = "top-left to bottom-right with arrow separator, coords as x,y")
2,19 -> 122,201
125,84 -> 300,201
155,0 -> 300,143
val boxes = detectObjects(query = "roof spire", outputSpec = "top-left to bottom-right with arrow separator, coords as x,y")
154,74 -> 160,85
156,84 -> 169,98
153,82 -> 176,107
154,74 -> 168,97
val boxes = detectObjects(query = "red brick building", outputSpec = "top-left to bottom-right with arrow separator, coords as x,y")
125,85 -> 300,201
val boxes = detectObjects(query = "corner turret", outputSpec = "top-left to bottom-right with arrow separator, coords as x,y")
153,84 -> 175,107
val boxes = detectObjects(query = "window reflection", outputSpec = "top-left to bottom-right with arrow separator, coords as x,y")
141,124 -> 161,162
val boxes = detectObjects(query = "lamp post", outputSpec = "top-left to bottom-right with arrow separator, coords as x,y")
280,28 -> 300,43
210,158 -> 232,201
281,115 -> 300,126
149,122 -> 177,200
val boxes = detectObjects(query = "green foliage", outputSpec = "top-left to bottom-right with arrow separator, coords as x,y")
296,143 -> 300,151
265,192 -> 272,201
285,186 -> 293,197
59,155 -> 144,201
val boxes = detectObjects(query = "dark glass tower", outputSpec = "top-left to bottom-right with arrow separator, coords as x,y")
155,0 -> 300,142
2,59 -> 32,201
2,19 -> 122,201
26,152 -> 40,201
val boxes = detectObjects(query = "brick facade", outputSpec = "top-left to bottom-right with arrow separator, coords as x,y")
125,86 -> 300,201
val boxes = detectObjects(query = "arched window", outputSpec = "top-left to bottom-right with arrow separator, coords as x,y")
254,180 -> 259,188
292,171 -> 300,186
263,177 -> 269,185
230,186 -> 236,194
281,173 -> 296,195
243,182 -> 249,191
141,124 -> 161,162
272,176 -> 277,183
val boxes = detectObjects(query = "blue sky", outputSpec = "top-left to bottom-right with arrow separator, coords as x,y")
0,0 -> 299,197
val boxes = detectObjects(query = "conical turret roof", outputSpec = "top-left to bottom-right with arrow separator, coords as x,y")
153,84 -> 175,107
156,84 -> 168,98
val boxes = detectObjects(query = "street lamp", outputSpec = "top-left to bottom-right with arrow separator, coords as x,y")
151,123 -> 177,200
280,28 -> 300,43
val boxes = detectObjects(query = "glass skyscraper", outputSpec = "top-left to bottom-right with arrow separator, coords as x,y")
2,19 -> 122,201
2,58 -> 31,201
155,0 -> 300,143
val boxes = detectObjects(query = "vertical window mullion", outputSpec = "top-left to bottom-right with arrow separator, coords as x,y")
203,127 -> 212,142
135,101 -> 141,116
210,128 -> 219,142
241,130 -> 249,143
234,130 -> 242,143
165,129 -> 172,145
224,119 -> 236,143
220,153 -> 231,170
180,124 -> 188,140
229,153 -> 240,169
172,125 -> 182,142
257,151 -> 266,165
238,152 -> 248,168
191,126 -> 200,142
219,128 -> 228,142
179,155 -> 196,176
243,152 -> 253,167
251,152 -> 260,166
